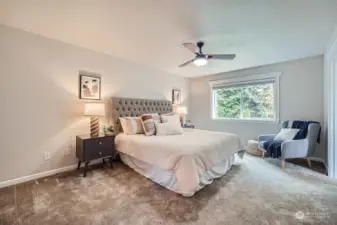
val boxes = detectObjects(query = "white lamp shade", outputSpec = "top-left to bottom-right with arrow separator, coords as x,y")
176,106 -> 187,115
84,102 -> 106,117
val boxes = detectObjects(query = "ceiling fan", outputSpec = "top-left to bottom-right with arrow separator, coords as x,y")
178,41 -> 236,67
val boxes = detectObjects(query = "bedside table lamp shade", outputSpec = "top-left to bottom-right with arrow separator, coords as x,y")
84,103 -> 105,137
176,106 -> 187,115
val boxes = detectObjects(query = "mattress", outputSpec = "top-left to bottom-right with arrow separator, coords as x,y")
115,129 -> 243,196
120,152 -> 235,197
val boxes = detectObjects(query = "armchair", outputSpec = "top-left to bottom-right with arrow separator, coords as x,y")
258,121 -> 321,169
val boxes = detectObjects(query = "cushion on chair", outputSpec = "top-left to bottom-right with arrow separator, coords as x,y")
274,128 -> 300,141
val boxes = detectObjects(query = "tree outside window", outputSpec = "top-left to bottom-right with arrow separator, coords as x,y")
213,83 -> 275,120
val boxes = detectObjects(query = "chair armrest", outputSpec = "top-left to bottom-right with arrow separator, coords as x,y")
258,134 -> 276,142
281,139 -> 309,159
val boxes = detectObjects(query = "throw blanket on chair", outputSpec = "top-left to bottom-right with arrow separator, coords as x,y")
292,120 -> 321,143
263,140 -> 283,158
263,120 -> 320,158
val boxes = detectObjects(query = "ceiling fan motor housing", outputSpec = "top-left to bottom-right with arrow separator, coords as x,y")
197,41 -> 204,54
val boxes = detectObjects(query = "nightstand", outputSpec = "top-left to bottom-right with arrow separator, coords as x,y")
76,134 -> 117,177
183,124 -> 195,129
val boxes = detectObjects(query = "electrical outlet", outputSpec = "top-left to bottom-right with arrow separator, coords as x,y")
44,152 -> 51,160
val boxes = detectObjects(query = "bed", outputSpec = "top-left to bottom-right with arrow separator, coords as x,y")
111,97 -> 243,197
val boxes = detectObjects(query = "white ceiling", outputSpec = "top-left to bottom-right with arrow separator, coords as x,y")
1,0 -> 337,77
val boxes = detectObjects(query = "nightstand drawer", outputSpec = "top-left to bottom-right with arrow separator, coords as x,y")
83,137 -> 114,161
76,134 -> 116,177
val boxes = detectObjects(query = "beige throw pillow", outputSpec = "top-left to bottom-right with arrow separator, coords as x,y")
140,114 -> 156,136
119,117 -> 144,135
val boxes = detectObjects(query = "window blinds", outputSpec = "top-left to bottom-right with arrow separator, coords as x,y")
209,73 -> 280,90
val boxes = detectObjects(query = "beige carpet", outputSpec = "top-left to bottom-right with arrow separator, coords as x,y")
1,155 -> 337,225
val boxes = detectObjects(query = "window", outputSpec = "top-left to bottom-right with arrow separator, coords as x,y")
210,73 -> 280,122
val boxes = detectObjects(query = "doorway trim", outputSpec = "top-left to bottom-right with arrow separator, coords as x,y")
325,27 -> 337,178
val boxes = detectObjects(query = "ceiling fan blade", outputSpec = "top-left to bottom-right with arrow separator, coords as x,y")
182,43 -> 198,53
178,59 -> 194,67
208,54 -> 236,60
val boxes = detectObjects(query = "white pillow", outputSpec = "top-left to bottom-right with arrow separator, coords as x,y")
155,122 -> 183,136
274,128 -> 300,141
119,117 -> 144,135
161,112 -> 177,116
160,114 -> 181,124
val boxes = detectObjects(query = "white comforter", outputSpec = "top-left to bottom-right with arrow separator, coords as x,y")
115,129 -> 243,196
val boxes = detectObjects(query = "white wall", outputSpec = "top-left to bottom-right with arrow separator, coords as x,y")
0,25 -> 189,182
189,56 -> 325,160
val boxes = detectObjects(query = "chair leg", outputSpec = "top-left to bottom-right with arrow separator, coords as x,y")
307,158 -> 312,168
262,151 -> 265,159
281,159 -> 285,169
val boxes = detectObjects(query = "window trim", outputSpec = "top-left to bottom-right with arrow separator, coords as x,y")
209,72 -> 281,123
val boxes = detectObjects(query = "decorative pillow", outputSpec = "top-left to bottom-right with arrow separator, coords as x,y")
155,121 -> 183,136
161,112 -> 177,116
160,114 -> 181,124
119,117 -> 144,135
149,113 -> 161,123
274,128 -> 300,141
140,114 -> 156,136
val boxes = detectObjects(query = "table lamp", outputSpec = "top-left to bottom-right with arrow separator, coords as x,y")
84,102 -> 106,137
176,106 -> 187,126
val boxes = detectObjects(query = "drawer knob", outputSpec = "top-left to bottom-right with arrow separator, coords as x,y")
99,152 -> 102,155
98,141 -> 102,145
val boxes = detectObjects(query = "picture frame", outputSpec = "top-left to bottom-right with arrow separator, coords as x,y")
172,89 -> 181,105
79,74 -> 101,100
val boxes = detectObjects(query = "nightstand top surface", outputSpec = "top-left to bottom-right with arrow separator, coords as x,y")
77,134 -> 114,140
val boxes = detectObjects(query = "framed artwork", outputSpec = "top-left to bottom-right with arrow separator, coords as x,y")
172,89 -> 181,105
79,74 -> 101,100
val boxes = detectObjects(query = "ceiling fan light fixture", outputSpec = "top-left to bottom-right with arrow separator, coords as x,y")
193,57 -> 208,67
179,41 -> 235,68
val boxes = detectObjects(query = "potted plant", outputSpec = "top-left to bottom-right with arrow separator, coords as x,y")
103,125 -> 114,136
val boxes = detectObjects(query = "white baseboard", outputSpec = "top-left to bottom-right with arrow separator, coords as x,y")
0,159 -> 109,188
0,164 -> 78,188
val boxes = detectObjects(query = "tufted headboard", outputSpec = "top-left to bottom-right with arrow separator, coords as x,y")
111,97 -> 173,135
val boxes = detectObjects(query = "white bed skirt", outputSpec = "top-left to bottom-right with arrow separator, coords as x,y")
120,153 -> 235,197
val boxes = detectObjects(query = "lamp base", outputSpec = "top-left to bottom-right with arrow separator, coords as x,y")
179,114 -> 185,127
90,116 -> 100,137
